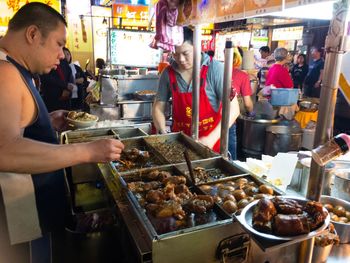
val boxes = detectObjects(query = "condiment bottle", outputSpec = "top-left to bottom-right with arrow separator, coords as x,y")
312,133 -> 350,166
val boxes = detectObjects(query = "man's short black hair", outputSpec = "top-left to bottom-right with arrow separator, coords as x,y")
183,27 -> 193,45
8,2 -> 67,38
259,46 -> 270,54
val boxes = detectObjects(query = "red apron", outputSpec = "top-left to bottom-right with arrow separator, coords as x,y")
168,62 -> 222,152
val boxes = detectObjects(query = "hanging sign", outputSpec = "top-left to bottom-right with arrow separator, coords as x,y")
244,0 -> 283,17
272,26 -> 304,41
285,0 -> 330,9
112,3 -> 150,27
0,0 -> 60,28
215,0 -> 244,23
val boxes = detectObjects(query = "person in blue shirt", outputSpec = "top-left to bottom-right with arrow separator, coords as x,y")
304,47 -> 324,98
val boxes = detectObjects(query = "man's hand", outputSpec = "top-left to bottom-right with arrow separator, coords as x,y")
49,110 -> 69,132
86,139 -> 125,162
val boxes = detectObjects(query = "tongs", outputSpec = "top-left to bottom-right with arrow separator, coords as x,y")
183,150 -> 196,186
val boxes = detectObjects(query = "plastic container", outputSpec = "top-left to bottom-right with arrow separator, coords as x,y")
270,88 -> 299,106
312,133 -> 350,166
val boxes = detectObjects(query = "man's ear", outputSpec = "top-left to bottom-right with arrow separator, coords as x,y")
25,25 -> 41,44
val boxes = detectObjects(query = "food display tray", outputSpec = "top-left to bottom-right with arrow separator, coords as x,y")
61,128 -> 118,144
113,127 -> 148,139
144,132 -> 218,164
176,158 -> 250,185
121,165 -> 232,238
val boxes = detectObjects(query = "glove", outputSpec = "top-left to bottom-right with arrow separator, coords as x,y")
245,111 -> 256,118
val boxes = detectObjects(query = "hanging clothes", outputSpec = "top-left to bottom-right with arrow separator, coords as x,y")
149,0 -> 183,53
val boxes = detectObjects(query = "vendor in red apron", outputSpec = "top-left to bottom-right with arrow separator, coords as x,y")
153,27 -> 240,152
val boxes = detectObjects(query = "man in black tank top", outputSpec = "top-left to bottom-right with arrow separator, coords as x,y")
0,3 -> 124,263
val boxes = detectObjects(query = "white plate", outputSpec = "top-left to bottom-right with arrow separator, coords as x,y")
237,196 -> 330,241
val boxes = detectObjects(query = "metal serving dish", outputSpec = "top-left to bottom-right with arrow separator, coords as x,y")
176,158 -> 249,185
320,195 -> 350,243
237,196 -> 330,241
121,166 -> 231,237
61,128 -> 118,144
113,127 -> 148,139
144,132 -> 218,164
111,138 -> 168,173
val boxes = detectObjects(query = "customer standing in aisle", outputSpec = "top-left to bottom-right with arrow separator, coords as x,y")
304,46 -> 324,98
291,54 -> 309,90
0,3 -> 124,263
153,27 -> 240,152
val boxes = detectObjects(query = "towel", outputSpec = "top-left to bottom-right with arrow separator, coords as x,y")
0,173 -> 41,244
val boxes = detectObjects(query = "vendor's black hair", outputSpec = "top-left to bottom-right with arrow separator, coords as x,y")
8,2 -> 67,38
183,27 -> 193,45
259,46 -> 270,54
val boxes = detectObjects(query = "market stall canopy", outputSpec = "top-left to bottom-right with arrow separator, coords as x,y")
176,0 -> 335,25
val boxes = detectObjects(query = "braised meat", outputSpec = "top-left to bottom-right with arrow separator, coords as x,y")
273,214 -> 310,236
163,175 -> 187,185
252,197 -> 328,236
252,197 -> 277,233
155,200 -> 186,220
128,181 -> 160,193
146,190 -> 165,203
272,197 -> 303,214
304,201 -> 328,230
123,148 -> 150,162
186,195 -> 214,214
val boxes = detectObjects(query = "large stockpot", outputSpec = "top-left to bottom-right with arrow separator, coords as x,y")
264,125 -> 302,156
239,116 -> 280,158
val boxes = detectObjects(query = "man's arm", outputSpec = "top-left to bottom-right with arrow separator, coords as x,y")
243,95 -> 254,113
199,96 -> 240,148
0,63 -> 124,174
152,100 -> 167,134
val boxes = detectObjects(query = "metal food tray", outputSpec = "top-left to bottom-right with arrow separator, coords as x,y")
195,174 -> 284,217
61,128 -> 118,144
122,165 -> 232,239
144,132 -> 219,164
111,137 -> 168,174
176,157 -> 250,185
112,127 -> 148,139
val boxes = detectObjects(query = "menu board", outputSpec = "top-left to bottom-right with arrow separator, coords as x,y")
110,29 -> 162,68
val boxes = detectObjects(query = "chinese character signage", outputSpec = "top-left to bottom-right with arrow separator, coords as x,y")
0,0 -> 60,28
112,3 -> 150,27
272,26 -> 304,41
245,0 -> 283,17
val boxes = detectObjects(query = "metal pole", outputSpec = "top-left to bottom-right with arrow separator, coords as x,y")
220,39 -> 234,158
192,25 -> 202,140
301,1 -> 350,262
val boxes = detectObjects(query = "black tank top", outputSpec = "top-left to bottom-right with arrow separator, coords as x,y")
6,56 -> 66,232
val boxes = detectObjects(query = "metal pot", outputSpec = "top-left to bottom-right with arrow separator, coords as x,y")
264,125 -> 302,156
239,116 -> 280,158
332,164 -> 350,202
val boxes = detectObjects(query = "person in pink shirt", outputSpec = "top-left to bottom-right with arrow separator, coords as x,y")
265,47 -> 293,89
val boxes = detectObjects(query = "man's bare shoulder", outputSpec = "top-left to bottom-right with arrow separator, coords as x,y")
0,61 -> 26,92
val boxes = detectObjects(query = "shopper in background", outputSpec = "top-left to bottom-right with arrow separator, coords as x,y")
265,47 -> 293,89
153,27 -> 240,152
256,46 -> 275,94
304,46 -> 324,98
291,54 -> 309,90
40,55 -> 74,112
0,3 -> 124,263
228,47 -> 254,159
63,47 -> 87,110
